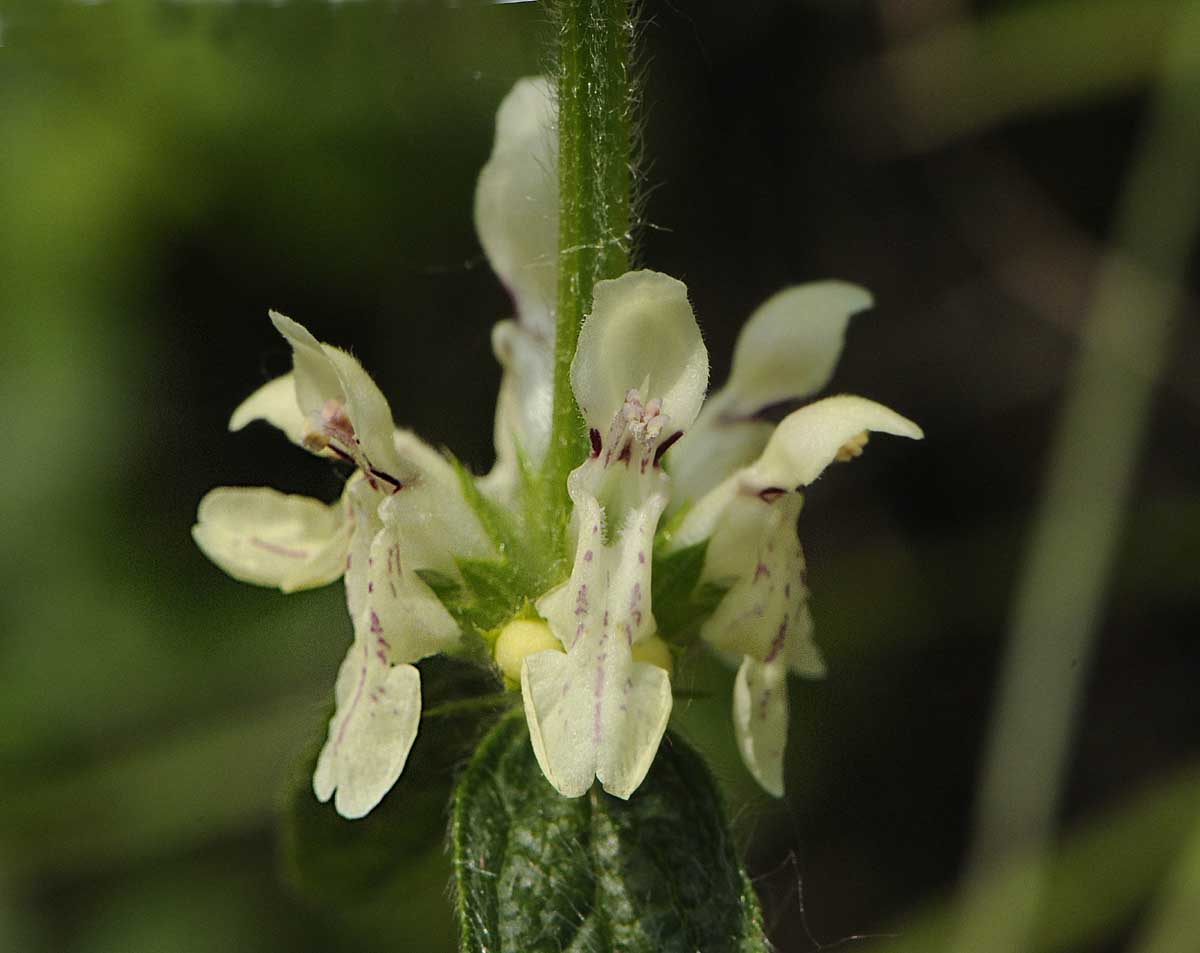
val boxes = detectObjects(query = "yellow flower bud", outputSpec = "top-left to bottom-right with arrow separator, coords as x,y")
494,619 -> 562,685
631,634 -> 674,677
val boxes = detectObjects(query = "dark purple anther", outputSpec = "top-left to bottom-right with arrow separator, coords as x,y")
653,430 -> 683,466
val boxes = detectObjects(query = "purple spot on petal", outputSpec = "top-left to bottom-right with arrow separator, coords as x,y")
764,615 -> 789,663
334,643 -> 370,748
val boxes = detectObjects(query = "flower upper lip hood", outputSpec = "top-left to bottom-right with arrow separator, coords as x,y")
193,74 -> 923,815
475,77 -> 558,502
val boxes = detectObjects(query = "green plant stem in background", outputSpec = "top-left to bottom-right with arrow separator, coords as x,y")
543,0 -> 634,558
1128,796 -> 1200,953
954,4 -> 1200,951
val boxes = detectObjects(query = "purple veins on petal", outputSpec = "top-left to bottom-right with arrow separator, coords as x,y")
764,615 -> 789,663
250,537 -> 308,559
335,644 -> 370,747
592,665 -> 605,745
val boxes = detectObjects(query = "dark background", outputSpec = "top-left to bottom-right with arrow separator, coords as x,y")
1,1 -> 1197,951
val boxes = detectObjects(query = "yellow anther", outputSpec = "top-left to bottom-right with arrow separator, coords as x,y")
835,430 -> 869,463
301,420 -> 331,453
632,634 -> 674,677
494,619 -> 562,685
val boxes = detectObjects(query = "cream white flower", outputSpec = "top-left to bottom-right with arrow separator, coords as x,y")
475,77 -> 558,502
195,74 -> 921,812
520,270 -> 707,799
668,290 -> 924,796
193,78 -> 562,818
194,312 -> 493,819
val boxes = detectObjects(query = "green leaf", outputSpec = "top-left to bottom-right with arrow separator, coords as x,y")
450,454 -> 521,559
282,656 -> 508,941
452,709 -> 769,953
457,559 -> 528,625
652,539 -> 729,644
417,567 -> 463,609
418,560 -> 532,646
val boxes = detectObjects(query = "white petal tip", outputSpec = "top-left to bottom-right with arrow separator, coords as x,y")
756,395 -> 924,489
733,657 -> 789,799
268,309 -> 322,350
312,662 -> 421,820
572,269 -> 709,434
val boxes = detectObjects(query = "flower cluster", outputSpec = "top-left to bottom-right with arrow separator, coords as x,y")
193,78 -> 921,817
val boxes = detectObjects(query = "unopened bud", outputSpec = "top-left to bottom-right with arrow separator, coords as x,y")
494,618 -> 562,685
632,634 -> 674,677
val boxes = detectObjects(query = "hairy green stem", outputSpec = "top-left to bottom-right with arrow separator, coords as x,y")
542,0 -> 635,562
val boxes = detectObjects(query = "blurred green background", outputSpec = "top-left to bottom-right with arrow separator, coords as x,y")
1,1 -> 1197,951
